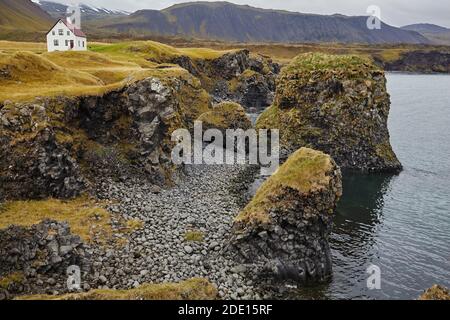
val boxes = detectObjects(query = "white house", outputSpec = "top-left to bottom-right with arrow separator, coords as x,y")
46,19 -> 87,52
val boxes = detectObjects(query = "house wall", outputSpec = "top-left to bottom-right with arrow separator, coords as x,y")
47,20 -> 87,52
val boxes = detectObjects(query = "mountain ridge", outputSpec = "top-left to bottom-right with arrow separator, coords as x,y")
87,1 -> 428,44
33,0 -> 129,21
0,0 -> 53,32
402,23 -> 450,35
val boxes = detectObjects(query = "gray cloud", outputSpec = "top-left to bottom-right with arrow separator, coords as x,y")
55,0 -> 450,27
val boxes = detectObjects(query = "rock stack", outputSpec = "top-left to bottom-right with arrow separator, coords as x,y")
257,53 -> 402,172
230,148 -> 342,284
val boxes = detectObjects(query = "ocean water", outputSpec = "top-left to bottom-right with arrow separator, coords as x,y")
297,73 -> 450,299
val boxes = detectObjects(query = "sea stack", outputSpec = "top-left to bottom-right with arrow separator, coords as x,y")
257,53 -> 402,172
230,148 -> 342,284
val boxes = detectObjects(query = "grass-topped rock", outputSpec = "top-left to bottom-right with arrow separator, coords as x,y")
197,101 -> 252,132
256,52 -> 402,172
230,148 -> 342,284
419,285 -> 450,300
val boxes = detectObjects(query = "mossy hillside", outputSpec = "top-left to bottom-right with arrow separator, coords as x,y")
89,41 -> 234,66
0,47 -> 189,103
236,148 -> 337,226
257,52 -> 401,172
18,278 -> 217,300
197,101 -> 251,131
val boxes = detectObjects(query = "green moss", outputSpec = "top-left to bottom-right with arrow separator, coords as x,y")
375,142 -> 398,163
283,52 -> 377,73
236,148 -> 334,225
185,231 -> 204,242
197,102 -> 251,130
256,104 -> 321,149
18,278 -> 217,300
0,272 -> 25,290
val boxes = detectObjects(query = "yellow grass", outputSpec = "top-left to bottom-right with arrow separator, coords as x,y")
18,278 -> 217,300
236,148 -> 334,225
0,197 -> 112,243
0,40 -> 46,53
0,43 -> 189,102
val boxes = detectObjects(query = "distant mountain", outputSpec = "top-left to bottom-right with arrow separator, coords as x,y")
401,23 -> 450,45
401,23 -> 450,35
89,1 -> 429,44
0,0 -> 53,37
34,0 -> 129,21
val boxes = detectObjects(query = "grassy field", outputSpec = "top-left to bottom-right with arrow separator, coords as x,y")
0,40 -> 234,102
1,39 -> 449,102
146,37 -> 450,64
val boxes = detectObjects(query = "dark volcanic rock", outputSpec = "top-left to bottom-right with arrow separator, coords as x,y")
0,74 -> 211,200
230,148 -> 342,284
375,50 -> 450,73
0,106 -> 84,200
170,50 -> 280,112
257,53 -> 402,172
0,220 -> 89,298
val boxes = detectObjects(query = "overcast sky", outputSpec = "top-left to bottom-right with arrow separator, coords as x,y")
53,0 -> 450,28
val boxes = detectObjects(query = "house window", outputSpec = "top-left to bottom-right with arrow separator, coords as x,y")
54,40 -> 59,46
67,31 -> 70,36
52,30 -> 55,35
78,41 -> 81,47
82,41 -> 85,47
65,40 -> 69,46
58,29 -> 64,35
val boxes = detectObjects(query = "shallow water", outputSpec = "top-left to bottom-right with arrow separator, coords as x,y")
249,73 -> 450,300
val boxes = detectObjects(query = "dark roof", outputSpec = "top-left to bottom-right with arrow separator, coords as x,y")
46,19 -> 87,38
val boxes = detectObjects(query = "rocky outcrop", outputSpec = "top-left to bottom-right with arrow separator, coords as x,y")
375,50 -> 450,73
0,74 -> 211,200
0,220 -> 89,299
257,53 -> 402,172
419,285 -> 450,300
197,102 -> 252,133
171,50 -> 280,112
0,123 -> 84,200
230,148 -> 342,284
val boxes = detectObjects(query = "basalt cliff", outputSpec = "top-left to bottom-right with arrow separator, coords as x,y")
0,74 -> 211,201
